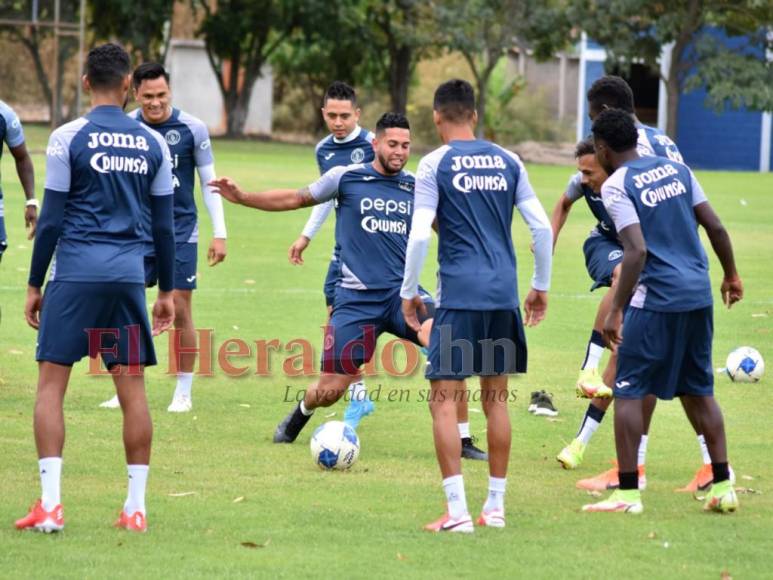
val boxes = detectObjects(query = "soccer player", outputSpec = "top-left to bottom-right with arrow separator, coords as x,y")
286,81 -> 377,429
99,62 -> 227,413
212,113 -> 437,444
0,99 -> 37,262
15,43 -> 175,534
557,77 -> 721,494
582,108 -> 742,514
287,82 -> 487,459
401,80 -> 553,532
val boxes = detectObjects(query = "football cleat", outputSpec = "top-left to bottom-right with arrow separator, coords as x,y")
461,437 -> 488,461
15,499 -> 64,533
527,391 -> 541,413
343,397 -> 375,430
273,405 -> 312,443
424,512 -> 474,533
557,438 -> 586,470
703,481 -> 739,514
476,509 -> 505,528
576,368 -> 613,399
167,394 -> 192,413
676,463 -> 736,493
114,510 -> 147,532
99,395 -> 121,409
582,489 -> 643,514
533,391 -> 558,417
576,460 -> 647,491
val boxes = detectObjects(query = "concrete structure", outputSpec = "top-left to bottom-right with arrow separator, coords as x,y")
165,39 -> 272,136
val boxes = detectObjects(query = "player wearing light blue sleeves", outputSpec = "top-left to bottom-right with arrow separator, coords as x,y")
0,99 -> 37,262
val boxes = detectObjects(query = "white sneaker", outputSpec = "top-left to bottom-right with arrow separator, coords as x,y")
99,395 -> 120,409
477,508 -> 506,528
167,394 -> 192,413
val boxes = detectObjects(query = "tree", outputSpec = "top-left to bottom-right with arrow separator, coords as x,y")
271,1 -> 371,134
194,0 -> 302,136
90,0 -> 173,63
569,0 -> 773,137
435,0 -> 572,137
364,0 -> 436,114
0,0 -> 81,124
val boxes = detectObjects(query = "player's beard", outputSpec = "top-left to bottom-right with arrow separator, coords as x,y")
376,151 -> 406,175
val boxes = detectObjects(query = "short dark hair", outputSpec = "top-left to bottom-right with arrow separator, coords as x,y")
375,112 -> 410,134
323,81 -> 357,106
133,62 -> 170,89
575,137 -> 595,158
86,43 -> 131,91
433,79 -> 476,123
587,75 -> 635,114
591,109 -> 638,153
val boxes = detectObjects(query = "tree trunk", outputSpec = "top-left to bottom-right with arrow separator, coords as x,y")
225,70 -> 258,137
476,79 -> 486,139
665,72 -> 680,139
389,45 -> 412,114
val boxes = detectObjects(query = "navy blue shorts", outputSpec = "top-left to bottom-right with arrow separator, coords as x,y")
36,281 -> 157,367
145,242 -> 197,290
426,308 -> 527,380
583,234 -> 623,291
323,256 -> 342,307
615,306 -> 714,400
321,286 -> 434,375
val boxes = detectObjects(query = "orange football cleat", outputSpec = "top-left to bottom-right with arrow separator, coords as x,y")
114,510 -> 147,533
15,499 -> 64,533
676,463 -> 735,493
576,460 -> 647,491
423,512 -> 473,533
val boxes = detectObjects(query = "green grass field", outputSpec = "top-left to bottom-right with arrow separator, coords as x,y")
1,125 -> 771,579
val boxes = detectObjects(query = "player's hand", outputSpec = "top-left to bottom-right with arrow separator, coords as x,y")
152,291 -> 175,336
602,307 -> 624,351
25,205 -> 38,239
402,296 -> 427,333
523,289 -> 548,327
24,286 -> 43,329
208,238 -> 227,266
209,177 -> 246,205
288,235 -> 310,265
721,275 -> 743,309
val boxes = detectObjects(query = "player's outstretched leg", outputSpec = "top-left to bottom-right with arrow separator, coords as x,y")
583,397 -> 644,514
476,376 -> 510,528
16,362 -> 70,533
342,379 -> 374,429
576,393 -> 652,490
680,395 -> 738,512
113,368 -> 152,532
274,374 -> 353,443
459,396 -> 487,461
425,379 -> 473,533
576,286 -> 616,399
168,290 -> 195,413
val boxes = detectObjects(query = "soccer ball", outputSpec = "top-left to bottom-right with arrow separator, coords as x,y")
310,421 -> 360,470
725,347 -> 764,383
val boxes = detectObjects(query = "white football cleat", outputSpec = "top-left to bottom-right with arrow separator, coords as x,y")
424,512 -> 474,533
99,395 -> 120,409
476,508 -> 506,528
167,394 -> 192,413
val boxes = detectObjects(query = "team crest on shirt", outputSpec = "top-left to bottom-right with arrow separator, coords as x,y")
165,130 -> 181,146
350,148 -> 365,163
608,250 -> 623,261
398,180 -> 414,193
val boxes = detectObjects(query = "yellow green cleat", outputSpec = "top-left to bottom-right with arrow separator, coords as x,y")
703,480 -> 739,513
557,438 -> 586,470
576,368 -> 613,399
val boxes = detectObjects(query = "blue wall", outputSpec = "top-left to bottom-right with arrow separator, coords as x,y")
677,91 -> 762,170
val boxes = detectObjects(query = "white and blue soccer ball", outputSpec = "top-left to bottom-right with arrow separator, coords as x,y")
310,421 -> 360,470
725,347 -> 764,383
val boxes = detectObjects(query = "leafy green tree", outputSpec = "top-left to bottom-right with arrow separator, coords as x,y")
194,0 -> 302,136
569,0 -> 773,137
90,0 -> 173,63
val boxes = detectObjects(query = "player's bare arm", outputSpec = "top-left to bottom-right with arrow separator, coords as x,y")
550,194 -> 575,252
603,223 -> 646,348
10,142 -> 37,238
210,178 -> 317,211
693,201 -> 743,308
